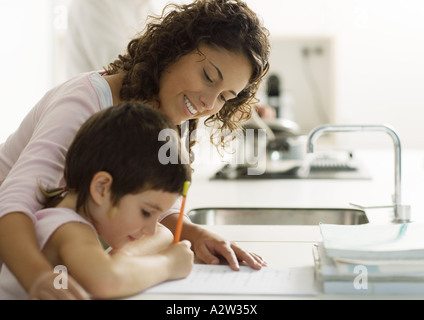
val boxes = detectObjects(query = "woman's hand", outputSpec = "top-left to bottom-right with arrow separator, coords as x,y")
188,225 -> 267,271
29,271 -> 90,300
161,215 -> 267,270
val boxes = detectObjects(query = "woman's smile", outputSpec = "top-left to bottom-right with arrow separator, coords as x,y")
184,95 -> 199,116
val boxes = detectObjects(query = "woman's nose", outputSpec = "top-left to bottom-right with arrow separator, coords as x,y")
199,90 -> 220,110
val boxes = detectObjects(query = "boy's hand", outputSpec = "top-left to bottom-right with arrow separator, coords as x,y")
165,240 -> 194,280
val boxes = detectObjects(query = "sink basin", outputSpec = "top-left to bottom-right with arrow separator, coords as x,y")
188,207 -> 369,226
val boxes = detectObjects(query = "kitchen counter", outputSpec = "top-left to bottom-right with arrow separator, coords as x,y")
129,149 -> 424,300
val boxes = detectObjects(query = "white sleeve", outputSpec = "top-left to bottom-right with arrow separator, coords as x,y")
158,196 -> 191,223
66,0 -> 153,77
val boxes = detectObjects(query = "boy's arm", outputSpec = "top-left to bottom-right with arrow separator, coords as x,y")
52,222 -> 193,299
108,223 -> 173,257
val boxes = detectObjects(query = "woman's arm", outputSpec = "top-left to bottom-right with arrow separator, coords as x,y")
0,77 -> 102,297
0,213 -> 51,291
0,213 -> 90,299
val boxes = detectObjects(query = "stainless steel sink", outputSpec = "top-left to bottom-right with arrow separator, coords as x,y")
188,207 -> 369,225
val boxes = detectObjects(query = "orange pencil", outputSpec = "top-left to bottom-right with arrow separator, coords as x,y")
173,181 -> 191,243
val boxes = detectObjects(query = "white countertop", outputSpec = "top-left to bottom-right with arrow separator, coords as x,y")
130,149 -> 424,300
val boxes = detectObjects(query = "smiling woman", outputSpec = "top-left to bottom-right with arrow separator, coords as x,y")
0,0 -> 270,300
157,45 -> 252,125
105,0 -> 270,151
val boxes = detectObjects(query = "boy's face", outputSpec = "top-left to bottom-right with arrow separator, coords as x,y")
96,189 -> 179,249
156,44 -> 252,125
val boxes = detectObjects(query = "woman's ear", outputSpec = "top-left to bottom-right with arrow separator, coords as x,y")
90,171 -> 113,205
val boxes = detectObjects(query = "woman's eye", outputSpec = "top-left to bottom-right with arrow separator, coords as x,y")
141,209 -> 151,218
203,69 -> 212,83
203,69 -> 227,102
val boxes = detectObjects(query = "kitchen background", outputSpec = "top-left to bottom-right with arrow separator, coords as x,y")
1,0 -> 424,150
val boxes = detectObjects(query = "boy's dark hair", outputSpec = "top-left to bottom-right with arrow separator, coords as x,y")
43,102 -> 191,214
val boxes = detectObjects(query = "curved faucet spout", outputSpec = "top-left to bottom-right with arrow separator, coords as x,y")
306,124 -> 409,222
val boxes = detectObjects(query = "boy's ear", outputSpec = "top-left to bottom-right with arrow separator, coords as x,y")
90,171 -> 113,205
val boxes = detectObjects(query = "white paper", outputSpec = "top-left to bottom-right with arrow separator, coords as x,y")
319,222 -> 424,260
144,264 -> 318,296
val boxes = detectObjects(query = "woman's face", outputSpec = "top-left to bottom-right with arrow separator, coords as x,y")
157,45 -> 252,124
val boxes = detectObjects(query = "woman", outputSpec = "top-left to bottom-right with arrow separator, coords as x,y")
0,0 -> 270,299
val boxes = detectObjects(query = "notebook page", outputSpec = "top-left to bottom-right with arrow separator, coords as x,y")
144,264 -> 318,296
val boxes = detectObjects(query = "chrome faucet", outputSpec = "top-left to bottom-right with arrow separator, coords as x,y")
306,124 -> 410,223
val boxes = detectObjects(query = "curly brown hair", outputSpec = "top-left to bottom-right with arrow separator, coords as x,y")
105,0 -> 270,150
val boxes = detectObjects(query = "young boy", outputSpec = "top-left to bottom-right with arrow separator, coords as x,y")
0,102 -> 193,299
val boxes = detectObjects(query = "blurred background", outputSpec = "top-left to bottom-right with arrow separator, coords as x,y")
1,0 -> 424,149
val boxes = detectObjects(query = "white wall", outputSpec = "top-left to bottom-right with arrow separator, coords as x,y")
247,0 -> 424,149
1,0 -> 423,149
0,0 -> 52,142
